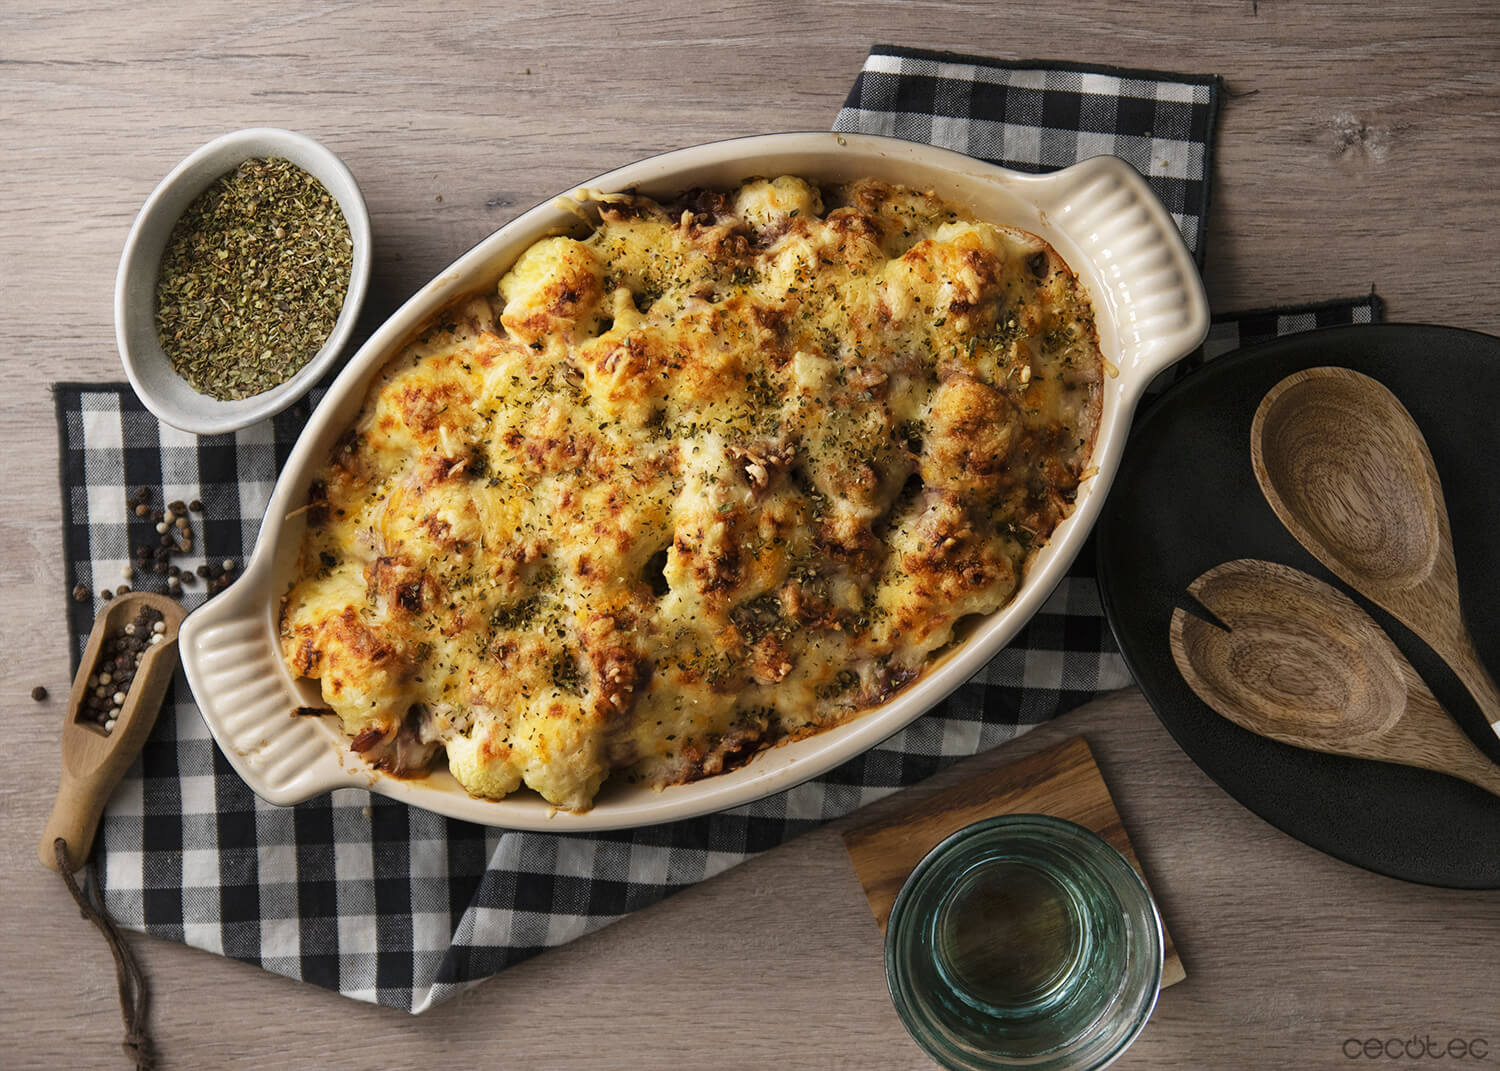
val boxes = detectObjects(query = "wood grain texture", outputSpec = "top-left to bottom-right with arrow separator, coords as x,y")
1171,559 -> 1500,797
4,2 -> 1500,1069
1252,366 -> 1500,734
843,735 -> 1185,987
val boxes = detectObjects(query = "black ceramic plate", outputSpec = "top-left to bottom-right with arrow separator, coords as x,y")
1096,323 -> 1500,888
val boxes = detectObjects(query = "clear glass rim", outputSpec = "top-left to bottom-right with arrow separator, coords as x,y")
884,813 -> 1164,1071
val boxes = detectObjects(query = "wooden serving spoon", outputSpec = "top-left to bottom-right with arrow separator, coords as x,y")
1251,365 -> 1500,743
40,592 -> 186,872
1170,559 -> 1500,798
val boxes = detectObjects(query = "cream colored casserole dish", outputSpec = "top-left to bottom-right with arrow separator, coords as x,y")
180,133 -> 1209,830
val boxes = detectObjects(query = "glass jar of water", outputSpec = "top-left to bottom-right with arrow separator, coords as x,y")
885,814 -> 1163,1070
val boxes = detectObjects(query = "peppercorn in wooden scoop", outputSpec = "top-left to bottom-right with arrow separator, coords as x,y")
40,592 -> 186,872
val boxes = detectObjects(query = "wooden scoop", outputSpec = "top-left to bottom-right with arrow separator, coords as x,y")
1251,365 -> 1500,742
40,592 -> 186,872
1170,559 -> 1500,798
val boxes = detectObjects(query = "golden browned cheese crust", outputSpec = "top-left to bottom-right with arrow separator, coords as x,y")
278,177 -> 1103,811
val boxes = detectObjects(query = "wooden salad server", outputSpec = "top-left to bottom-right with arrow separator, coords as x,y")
40,592 -> 186,872
1170,559 -> 1500,798
1251,365 -> 1500,743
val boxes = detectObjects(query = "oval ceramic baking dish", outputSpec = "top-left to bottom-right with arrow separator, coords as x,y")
179,132 -> 1209,830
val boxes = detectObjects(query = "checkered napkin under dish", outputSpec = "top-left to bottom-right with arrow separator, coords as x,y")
56,46 -> 1380,1012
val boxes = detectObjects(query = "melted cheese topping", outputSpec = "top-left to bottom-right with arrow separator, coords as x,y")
279,177 -> 1103,811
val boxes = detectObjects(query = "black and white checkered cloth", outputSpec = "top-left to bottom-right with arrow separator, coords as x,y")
55,48 -> 1380,1013
834,47 -> 1220,262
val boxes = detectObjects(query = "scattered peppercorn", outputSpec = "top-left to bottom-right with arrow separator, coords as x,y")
31,686 -> 48,701
100,589 -> 114,601
72,584 -> 90,602
114,484 -> 224,604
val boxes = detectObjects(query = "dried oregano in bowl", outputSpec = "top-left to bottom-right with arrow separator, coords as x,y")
154,157 -> 354,400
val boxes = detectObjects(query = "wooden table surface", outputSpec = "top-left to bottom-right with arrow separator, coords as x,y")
5,2 -> 1499,1068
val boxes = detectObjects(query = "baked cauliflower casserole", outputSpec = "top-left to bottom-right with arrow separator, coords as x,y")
280,176 -> 1104,811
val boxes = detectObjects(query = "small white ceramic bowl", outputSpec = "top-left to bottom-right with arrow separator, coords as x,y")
114,128 -> 372,435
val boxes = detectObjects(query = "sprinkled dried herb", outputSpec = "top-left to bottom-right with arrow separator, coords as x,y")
155,157 -> 353,400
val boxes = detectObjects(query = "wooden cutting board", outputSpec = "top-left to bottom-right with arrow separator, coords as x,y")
842,735 -> 1185,988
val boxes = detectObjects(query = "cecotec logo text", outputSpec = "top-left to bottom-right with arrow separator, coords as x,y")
1342,1037 -> 1490,1061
